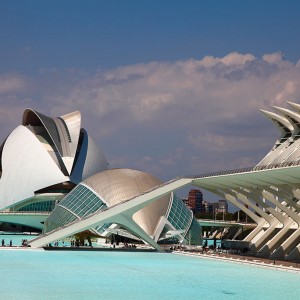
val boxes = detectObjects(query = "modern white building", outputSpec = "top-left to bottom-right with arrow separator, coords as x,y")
3,104 -> 300,258
0,109 -> 108,228
29,102 -> 300,259
0,109 -> 200,249
44,169 -> 201,250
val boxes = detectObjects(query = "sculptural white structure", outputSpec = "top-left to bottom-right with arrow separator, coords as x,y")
0,109 -> 108,213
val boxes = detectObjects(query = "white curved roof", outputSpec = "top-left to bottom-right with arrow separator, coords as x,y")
70,129 -> 108,183
259,109 -> 293,137
59,111 -> 81,159
0,125 -> 68,209
23,108 -> 64,156
83,168 -> 170,236
0,109 -> 108,210
22,108 -> 108,181
22,108 -> 82,174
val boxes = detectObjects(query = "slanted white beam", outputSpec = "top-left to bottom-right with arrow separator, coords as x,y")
29,178 -> 192,249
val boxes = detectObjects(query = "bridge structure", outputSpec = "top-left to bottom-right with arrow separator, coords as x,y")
28,178 -> 192,251
191,161 -> 300,259
27,160 -> 300,260
0,211 -> 49,230
197,219 -> 256,228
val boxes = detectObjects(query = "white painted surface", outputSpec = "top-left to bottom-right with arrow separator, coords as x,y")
0,126 -> 68,209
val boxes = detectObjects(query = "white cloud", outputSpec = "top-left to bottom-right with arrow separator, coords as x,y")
263,52 -> 285,65
41,52 -> 300,176
195,52 -> 255,68
2,52 -> 300,179
0,74 -> 26,94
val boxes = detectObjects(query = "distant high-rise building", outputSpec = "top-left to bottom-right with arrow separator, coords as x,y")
208,202 -> 217,214
216,199 -> 228,214
187,189 -> 203,213
184,190 -> 228,216
202,200 -> 210,213
201,200 -> 228,215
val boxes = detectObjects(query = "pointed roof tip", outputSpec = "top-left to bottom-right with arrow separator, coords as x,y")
272,105 -> 283,109
22,108 -> 44,126
286,100 -> 295,105
259,109 -> 270,114
260,108 -> 286,120
287,101 -> 300,110
259,109 -> 274,117
259,108 -> 294,132
272,105 -> 288,113
60,110 -> 81,119
273,105 -> 300,116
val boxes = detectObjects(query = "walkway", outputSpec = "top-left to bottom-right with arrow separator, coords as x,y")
173,250 -> 300,274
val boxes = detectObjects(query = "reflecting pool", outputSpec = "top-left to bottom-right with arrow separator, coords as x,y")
0,249 -> 299,299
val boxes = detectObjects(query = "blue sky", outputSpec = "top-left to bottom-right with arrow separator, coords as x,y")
1,1 -> 300,201
2,1 -> 300,72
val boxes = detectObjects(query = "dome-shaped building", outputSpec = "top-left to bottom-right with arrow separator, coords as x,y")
0,109 -> 108,224
44,168 -> 201,247
0,108 -> 201,249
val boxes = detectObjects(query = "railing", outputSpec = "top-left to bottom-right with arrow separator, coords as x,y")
186,160 -> 300,179
0,211 -> 50,215
197,219 -> 256,226
198,219 -> 238,223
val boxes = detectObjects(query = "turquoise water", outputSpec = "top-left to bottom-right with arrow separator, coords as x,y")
0,233 -> 100,247
0,250 -> 299,300
0,233 -> 39,246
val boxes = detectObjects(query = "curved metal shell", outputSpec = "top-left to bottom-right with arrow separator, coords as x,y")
70,129 -> 108,184
23,108 -> 63,156
59,111 -> 81,159
84,169 -> 170,236
0,109 -> 108,211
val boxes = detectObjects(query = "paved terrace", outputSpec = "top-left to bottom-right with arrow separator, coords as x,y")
174,250 -> 300,273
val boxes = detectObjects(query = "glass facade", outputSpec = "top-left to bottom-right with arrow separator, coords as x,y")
167,193 -> 193,236
187,218 -> 202,245
94,223 -> 112,235
165,193 -> 201,245
61,184 -> 106,218
44,184 -> 107,233
18,200 -> 56,213
44,206 -> 78,232
44,184 -> 201,246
